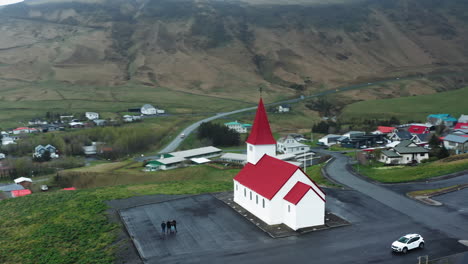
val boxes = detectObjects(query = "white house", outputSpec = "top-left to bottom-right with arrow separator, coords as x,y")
277,135 -> 310,154
233,99 -> 325,231
141,104 -> 157,115
85,112 -> 99,120
219,153 -> 247,164
224,121 -> 252,134
278,104 -> 291,113
443,134 -> 468,154
458,114 -> 468,123
380,140 -> 429,165
12,127 -> 32,135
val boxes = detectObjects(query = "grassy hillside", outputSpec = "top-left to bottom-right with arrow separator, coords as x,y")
341,86 -> 468,122
1,0 -> 468,119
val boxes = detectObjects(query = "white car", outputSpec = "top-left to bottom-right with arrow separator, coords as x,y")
392,234 -> 424,253
40,185 -> 49,191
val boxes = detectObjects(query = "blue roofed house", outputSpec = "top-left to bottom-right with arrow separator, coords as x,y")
34,144 -> 59,159
224,121 -> 252,134
427,114 -> 457,127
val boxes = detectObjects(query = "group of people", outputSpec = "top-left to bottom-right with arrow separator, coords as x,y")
161,220 -> 177,236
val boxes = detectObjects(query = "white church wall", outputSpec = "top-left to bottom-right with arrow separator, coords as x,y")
233,180 -> 271,223
295,190 -> 325,228
283,201 -> 297,230
247,143 -> 276,164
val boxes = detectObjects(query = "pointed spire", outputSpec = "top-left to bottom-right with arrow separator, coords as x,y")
246,98 -> 276,145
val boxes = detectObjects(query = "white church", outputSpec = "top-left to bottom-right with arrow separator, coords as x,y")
233,99 -> 326,231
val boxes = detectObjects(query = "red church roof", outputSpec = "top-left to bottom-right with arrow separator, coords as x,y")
246,99 -> 276,145
234,155 -> 325,201
284,182 -> 316,205
11,189 -> 32,197
377,126 -> 396,134
455,123 -> 468,130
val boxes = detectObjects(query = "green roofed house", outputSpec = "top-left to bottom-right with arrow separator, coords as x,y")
379,140 -> 429,165
224,120 -> 252,134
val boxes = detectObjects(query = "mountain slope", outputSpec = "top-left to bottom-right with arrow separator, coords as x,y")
1,0 -> 468,102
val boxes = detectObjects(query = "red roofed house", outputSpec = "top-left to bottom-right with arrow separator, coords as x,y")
408,124 -> 431,134
372,126 -> 396,134
233,99 -> 325,230
454,123 -> 468,130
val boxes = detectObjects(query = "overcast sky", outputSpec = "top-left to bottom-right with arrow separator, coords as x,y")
0,0 -> 24,6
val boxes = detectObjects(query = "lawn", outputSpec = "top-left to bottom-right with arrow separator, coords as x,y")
355,158 -> 468,183
341,86 -> 468,122
305,163 -> 341,188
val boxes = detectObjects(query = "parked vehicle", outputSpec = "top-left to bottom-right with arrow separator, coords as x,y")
180,133 -> 185,138
391,234 -> 424,253
40,185 -> 49,191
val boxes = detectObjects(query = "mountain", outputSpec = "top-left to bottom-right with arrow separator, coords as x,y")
1,0 -> 468,102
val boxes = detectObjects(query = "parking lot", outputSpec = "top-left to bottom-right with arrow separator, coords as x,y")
119,190 -> 467,264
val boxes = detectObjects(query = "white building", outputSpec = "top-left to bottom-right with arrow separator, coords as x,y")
277,135 -> 310,154
233,99 -> 325,231
141,104 -> 157,115
85,112 -> 99,120
0,153 -> 5,159
278,104 -> 291,113
318,134 -> 341,147
224,121 -> 252,134
443,134 -> 468,154
2,136 -> 16,146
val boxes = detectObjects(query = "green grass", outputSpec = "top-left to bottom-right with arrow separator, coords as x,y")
407,185 -> 465,197
305,163 -> 341,188
355,159 -> 468,183
0,80 -> 252,129
341,86 -> 468,122
329,145 -> 355,151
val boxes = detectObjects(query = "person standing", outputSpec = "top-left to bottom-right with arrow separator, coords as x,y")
161,221 -> 166,236
166,220 -> 171,234
172,220 -> 177,233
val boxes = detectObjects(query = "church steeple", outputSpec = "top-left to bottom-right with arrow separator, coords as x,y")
246,98 -> 276,145
246,98 -> 276,164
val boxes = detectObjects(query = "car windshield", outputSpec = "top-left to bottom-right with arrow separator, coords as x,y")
398,237 -> 409,243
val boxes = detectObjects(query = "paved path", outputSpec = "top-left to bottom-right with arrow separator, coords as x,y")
317,150 -> 468,240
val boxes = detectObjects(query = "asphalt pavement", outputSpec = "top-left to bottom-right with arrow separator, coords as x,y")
119,191 -> 466,264
316,150 -> 468,240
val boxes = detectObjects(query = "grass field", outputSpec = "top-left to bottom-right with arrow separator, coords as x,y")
0,80 -> 253,129
340,86 -> 468,122
355,157 -> 468,183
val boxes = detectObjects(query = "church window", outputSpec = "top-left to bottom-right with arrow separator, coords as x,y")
236,184 -> 238,191
288,205 -> 290,212
249,145 -> 253,151
244,188 -> 246,197
262,199 -> 265,208
250,191 -> 252,200
256,195 -> 258,204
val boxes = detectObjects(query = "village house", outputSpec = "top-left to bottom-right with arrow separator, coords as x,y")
339,134 -> 386,149
145,156 -> 187,171
93,119 -> 107,126
442,134 -> 468,154
34,144 -> 59,159
379,140 -> 429,165
318,134 -> 341,146
0,153 -> 5,159
28,119 -> 48,125
427,114 -> 457,127
12,127 -> 36,135
85,112 -> 99,120
277,134 -> 310,154
458,114 -> 468,123
141,104 -> 157,115
219,153 -> 248,165
454,122 -> 468,130
371,126 -> 396,135
1,136 -> 16,146
14,177 -> 33,189
388,130 -> 413,142
411,133 -> 431,146
233,99 -> 325,231
224,121 -> 252,134
408,124 -> 432,134
123,115 -> 142,122
277,104 -> 291,113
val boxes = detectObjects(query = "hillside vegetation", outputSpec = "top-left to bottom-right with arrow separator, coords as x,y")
341,86 -> 468,122
1,0 -> 468,113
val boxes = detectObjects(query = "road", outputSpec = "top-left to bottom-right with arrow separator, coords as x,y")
157,76 -> 417,154
316,149 -> 468,240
